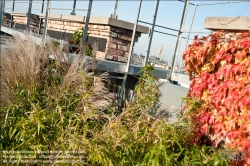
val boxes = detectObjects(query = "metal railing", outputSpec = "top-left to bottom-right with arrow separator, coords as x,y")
0,0 -> 93,44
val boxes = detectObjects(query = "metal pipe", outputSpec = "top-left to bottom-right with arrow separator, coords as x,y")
81,0 -> 93,55
0,0 -> 4,27
43,0 -> 50,39
169,0 -> 190,80
12,0 -> 15,11
182,31 -> 210,34
10,0 -> 15,27
113,0 -> 119,19
38,0 -> 45,34
118,0 -> 142,111
71,0 -> 77,15
138,20 -> 179,32
48,7 -> 88,11
178,0 -> 195,6
26,0 -> 32,31
41,0 -> 45,13
154,30 -> 187,39
181,4 -> 197,67
144,0 -> 160,66
198,1 -> 248,6
184,4 -> 197,48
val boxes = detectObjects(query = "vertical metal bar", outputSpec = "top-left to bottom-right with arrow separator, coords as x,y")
169,0 -> 190,80
181,3 -> 197,67
71,0 -> 77,15
113,0 -> 119,19
43,0 -> 50,39
41,0 -> 45,13
10,0 -> 15,27
0,0 -> 3,27
81,0 -> 93,55
144,0 -> 160,66
26,0 -> 33,31
118,0 -> 142,110
12,0 -> 15,11
38,0 -> 45,34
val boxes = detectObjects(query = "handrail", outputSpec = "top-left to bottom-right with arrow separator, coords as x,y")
48,7 -> 88,11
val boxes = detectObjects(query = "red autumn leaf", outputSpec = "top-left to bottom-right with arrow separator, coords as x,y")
241,40 -> 250,49
241,97 -> 250,106
212,122 -> 225,134
217,107 -> 227,116
227,109 -> 237,119
239,115 -> 250,123
226,130 -> 242,140
221,54 -> 233,63
235,50 -> 247,59
244,87 -> 250,96
238,139 -> 250,151
200,112 -> 211,123
224,119 -> 236,131
231,64 -> 244,75
228,40 -> 239,52
201,123 -> 210,134
240,124 -> 250,133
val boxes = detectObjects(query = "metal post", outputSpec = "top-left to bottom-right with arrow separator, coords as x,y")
41,0 -> 45,13
181,3 -> 197,67
12,0 -> 15,11
144,0 -> 160,66
26,0 -> 33,31
118,0 -> 142,110
169,0 -> 190,80
0,0 -> 4,27
113,0 -> 119,19
71,0 -> 77,15
38,0 -> 45,34
81,0 -> 93,55
43,0 -> 50,39
10,0 -> 15,27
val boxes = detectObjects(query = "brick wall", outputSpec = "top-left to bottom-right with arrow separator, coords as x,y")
8,14 -> 144,63
13,16 -> 41,34
41,19 -> 141,63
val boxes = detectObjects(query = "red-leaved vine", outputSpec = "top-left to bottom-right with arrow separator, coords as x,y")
182,30 -> 250,165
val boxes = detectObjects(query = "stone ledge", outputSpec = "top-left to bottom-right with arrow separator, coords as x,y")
11,12 -> 39,21
204,16 -> 250,31
88,16 -> 149,34
10,12 -> 149,34
40,14 -> 85,22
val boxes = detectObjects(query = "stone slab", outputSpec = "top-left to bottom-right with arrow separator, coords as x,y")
204,16 -> 250,31
88,16 -> 149,34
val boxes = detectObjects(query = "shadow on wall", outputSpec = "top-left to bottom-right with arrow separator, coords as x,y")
158,81 -> 189,122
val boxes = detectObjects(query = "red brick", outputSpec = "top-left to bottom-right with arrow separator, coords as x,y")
105,54 -> 113,60
96,51 -> 106,59
115,28 -> 127,34
105,48 -> 124,57
118,45 -> 128,51
89,30 -> 100,35
97,25 -> 105,29
113,55 -> 118,61
124,51 -> 129,57
127,30 -> 141,37
100,31 -> 118,37
118,56 -> 128,63
121,35 -> 132,41
106,42 -> 117,49
107,37 -> 129,45
127,46 -> 131,52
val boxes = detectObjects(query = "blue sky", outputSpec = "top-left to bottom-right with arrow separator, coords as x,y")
4,0 -> 250,64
